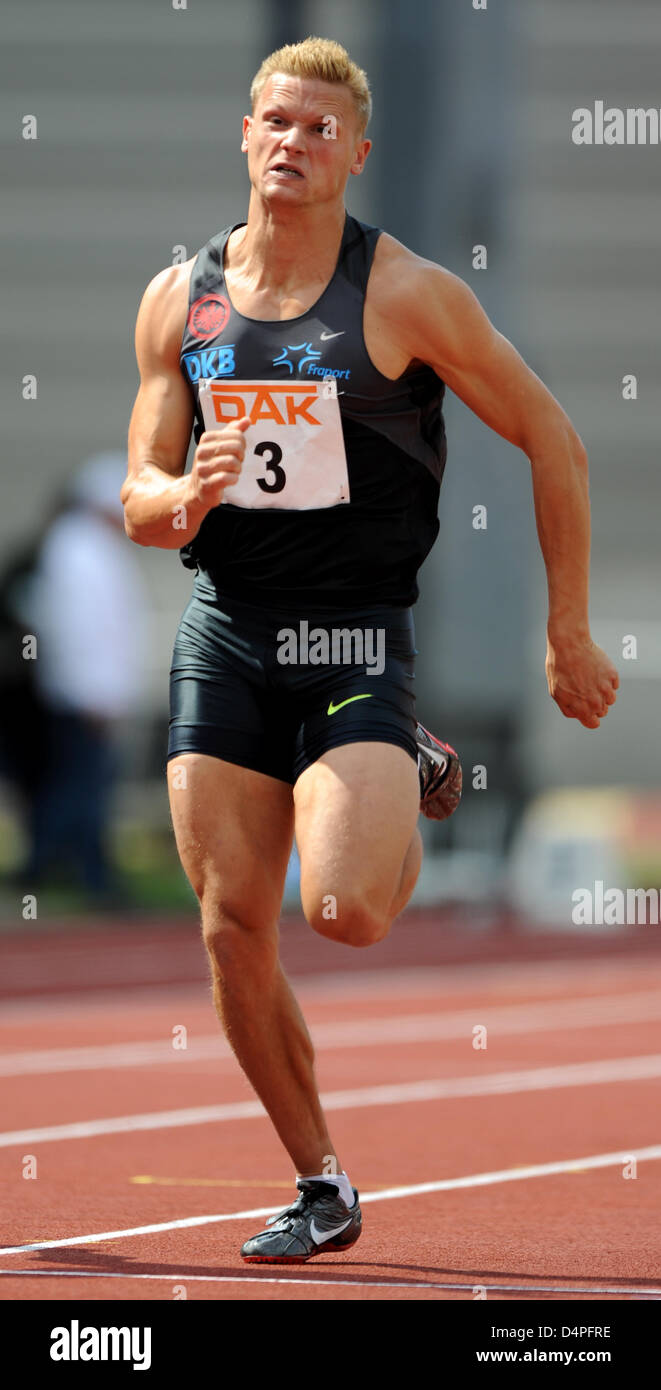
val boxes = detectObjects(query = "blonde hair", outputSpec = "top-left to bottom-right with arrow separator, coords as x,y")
250,36 -> 372,133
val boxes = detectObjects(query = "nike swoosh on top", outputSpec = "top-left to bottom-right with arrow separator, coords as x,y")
309,1216 -> 352,1244
327,694 -> 373,715
320,330 -> 345,340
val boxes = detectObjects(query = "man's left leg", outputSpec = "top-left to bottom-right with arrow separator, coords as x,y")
294,740 -> 422,949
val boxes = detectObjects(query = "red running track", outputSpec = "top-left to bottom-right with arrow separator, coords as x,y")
1,913 -> 660,1302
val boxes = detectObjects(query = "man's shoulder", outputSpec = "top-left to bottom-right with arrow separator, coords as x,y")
138,220 -> 236,331
142,259 -> 195,312
370,230 -> 457,310
136,260 -> 195,365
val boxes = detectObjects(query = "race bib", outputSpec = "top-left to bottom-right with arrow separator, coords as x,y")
198,378 -> 350,510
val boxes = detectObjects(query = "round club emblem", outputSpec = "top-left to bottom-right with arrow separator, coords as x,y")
187,294 -> 231,340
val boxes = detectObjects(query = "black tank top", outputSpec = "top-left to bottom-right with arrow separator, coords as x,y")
178,212 -> 447,608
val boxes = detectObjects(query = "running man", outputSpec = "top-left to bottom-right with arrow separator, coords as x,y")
122,38 -> 619,1263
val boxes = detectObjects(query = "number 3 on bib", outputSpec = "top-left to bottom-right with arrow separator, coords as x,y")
198,379 -> 350,511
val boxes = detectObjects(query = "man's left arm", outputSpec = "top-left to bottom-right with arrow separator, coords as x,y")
401,262 -> 619,730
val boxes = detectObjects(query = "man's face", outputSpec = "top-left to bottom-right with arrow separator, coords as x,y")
242,75 -> 371,207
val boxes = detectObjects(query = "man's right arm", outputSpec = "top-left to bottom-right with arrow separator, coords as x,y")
122,265 -> 250,549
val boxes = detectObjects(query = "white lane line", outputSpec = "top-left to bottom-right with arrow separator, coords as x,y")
3,1052 -> 661,1149
1,1142 -> 660,1258
5,988 -> 661,1077
0,1269 -> 658,1297
0,1037 -> 231,1076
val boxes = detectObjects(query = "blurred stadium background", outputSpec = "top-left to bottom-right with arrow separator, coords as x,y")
1,0 -> 660,930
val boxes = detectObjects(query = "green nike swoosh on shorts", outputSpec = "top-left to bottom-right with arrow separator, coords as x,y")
327,694 -> 374,715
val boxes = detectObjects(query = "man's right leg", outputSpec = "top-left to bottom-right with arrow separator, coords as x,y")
167,752 -> 341,1177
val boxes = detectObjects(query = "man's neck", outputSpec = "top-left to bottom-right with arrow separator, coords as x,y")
228,197 -> 347,294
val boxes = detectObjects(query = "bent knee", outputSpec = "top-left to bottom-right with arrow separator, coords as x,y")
305,892 -> 390,949
200,888 -> 276,966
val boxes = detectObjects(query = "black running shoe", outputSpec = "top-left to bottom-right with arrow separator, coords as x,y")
240,1179 -> 362,1264
417,724 -> 463,821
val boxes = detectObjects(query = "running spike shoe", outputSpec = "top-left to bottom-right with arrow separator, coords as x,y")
240,1179 -> 362,1263
417,724 -> 463,821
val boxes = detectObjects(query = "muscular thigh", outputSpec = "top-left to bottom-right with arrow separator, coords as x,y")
167,754 -> 294,926
293,742 -> 420,918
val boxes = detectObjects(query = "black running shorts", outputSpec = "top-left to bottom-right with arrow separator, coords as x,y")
168,571 -> 418,784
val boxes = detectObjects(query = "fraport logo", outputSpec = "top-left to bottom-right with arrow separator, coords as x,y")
272,342 -> 321,373
306,363 -> 351,380
182,346 -> 236,382
272,343 -> 351,380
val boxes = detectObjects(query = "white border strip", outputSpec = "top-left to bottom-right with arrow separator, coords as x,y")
1,1143 -> 660,1258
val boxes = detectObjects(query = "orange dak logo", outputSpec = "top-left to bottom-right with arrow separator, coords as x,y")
208,382 -> 323,426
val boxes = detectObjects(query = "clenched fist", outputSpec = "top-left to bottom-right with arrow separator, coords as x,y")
190,416 -> 251,509
546,632 -> 619,730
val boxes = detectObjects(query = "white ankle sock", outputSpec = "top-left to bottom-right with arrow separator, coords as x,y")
297,1170 -> 355,1209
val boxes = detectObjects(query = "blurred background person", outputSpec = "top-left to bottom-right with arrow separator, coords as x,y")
5,452 -> 151,904
0,534 -> 50,813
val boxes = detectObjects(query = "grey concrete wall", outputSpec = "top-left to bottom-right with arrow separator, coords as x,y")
2,0 -> 658,802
